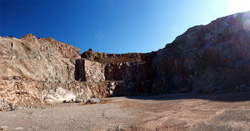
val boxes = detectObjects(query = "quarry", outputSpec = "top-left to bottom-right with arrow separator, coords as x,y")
1,11 -> 250,130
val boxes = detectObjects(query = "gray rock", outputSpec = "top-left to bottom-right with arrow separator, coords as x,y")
88,98 -> 102,104
116,125 -> 125,131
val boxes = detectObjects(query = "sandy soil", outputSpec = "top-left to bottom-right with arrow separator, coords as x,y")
1,92 -> 250,131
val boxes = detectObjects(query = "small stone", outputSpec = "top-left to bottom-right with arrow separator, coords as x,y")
88,98 -> 102,104
109,90 -> 114,96
15,127 -> 24,130
0,125 -> 8,131
110,85 -> 116,90
116,125 -> 125,131
110,82 -> 115,86
75,98 -> 84,103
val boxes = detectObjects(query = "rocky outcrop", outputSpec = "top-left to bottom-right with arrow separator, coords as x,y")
82,11 -> 250,94
0,34 -> 80,82
79,52 -> 156,96
105,61 -> 155,95
81,51 -> 157,64
153,11 -> 250,93
0,80 -> 111,111
0,34 -> 109,111
2,11 -> 250,110
75,59 -> 105,83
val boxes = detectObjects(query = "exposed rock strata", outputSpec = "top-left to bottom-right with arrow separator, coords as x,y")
0,34 -> 80,82
81,51 -> 157,64
153,11 -> 250,93
1,11 -> 250,110
75,59 -> 105,83
82,11 -> 250,94
0,34 -> 109,110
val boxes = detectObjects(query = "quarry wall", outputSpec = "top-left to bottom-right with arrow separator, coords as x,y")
2,11 -> 250,110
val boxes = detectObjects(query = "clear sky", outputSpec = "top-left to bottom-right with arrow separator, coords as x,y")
0,0 -> 250,53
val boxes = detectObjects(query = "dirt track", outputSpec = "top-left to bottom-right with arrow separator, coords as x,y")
1,92 -> 250,131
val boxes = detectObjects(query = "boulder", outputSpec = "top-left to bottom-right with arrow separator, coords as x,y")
88,98 -> 102,104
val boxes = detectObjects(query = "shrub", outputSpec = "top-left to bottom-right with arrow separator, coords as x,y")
88,48 -> 93,52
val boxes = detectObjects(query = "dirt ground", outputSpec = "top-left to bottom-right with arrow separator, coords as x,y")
1,92 -> 250,131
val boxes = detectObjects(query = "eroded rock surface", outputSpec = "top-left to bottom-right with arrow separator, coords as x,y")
75,59 -> 105,83
0,33 -> 80,82
153,11 -> 250,93
1,11 -> 250,110
82,11 -> 250,94
0,34 -> 110,110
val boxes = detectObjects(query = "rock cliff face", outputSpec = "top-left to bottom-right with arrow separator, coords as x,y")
0,34 -> 110,111
0,33 -> 80,82
1,11 -> 250,110
153,11 -> 250,93
81,52 -> 157,95
75,59 -> 105,83
82,11 -> 250,94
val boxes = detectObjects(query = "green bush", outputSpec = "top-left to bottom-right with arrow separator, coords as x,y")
88,48 -> 93,51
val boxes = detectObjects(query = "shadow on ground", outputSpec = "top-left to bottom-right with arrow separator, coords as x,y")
124,92 -> 250,102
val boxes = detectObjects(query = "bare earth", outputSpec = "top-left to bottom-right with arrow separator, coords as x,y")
1,92 -> 250,131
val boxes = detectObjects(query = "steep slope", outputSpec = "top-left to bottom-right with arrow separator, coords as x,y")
1,11 -> 250,111
0,34 -> 109,111
153,11 -> 250,93
82,11 -> 250,94
0,33 -> 80,82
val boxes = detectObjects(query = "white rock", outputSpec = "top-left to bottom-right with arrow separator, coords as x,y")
0,125 -> 8,131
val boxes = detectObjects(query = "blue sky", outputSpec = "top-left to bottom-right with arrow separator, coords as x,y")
1,0 -> 250,53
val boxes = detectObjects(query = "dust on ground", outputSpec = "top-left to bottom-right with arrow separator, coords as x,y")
1,92 -> 250,131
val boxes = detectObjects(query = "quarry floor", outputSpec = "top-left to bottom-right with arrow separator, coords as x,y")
1,92 -> 250,131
